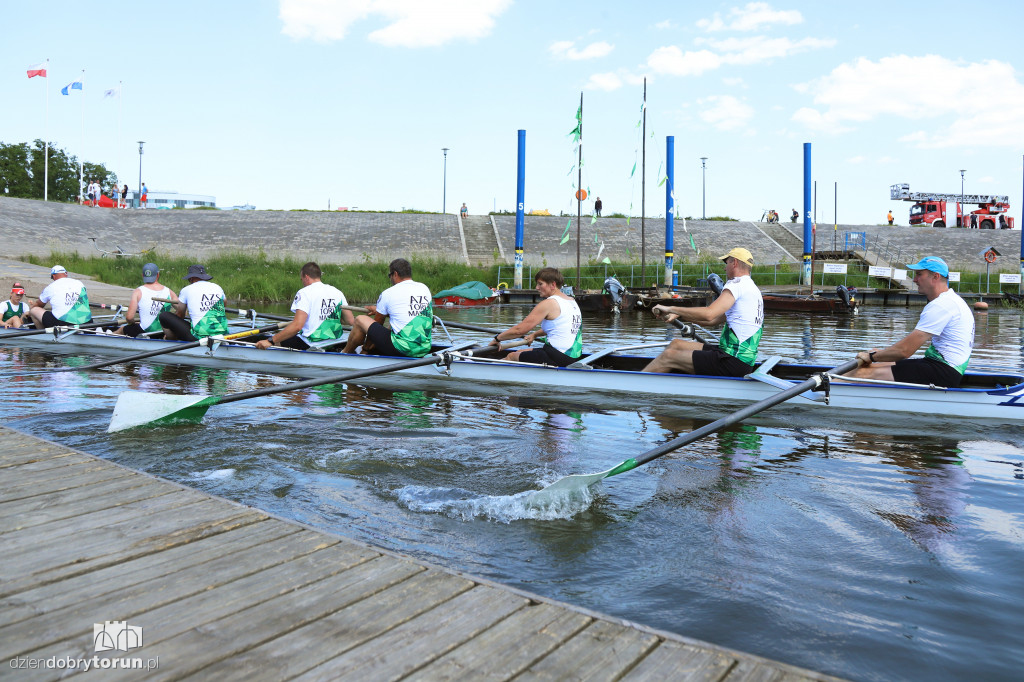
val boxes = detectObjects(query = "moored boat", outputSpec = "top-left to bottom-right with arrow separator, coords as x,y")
432,281 -> 499,307
4,327 -> 1024,422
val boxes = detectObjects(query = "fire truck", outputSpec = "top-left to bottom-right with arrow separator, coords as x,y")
890,183 -> 1014,229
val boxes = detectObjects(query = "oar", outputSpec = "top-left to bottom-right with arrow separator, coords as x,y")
152,298 -> 293,322
340,304 -> 501,335
51,322 -> 287,373
525,357 -> 864,506
107,338 -> 533,433
0,321 -> 111,340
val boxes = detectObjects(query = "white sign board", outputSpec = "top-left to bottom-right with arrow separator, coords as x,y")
948,272 -> 961,282
823,263 -> 848,274
892,269 -> 908,281
999,273 -> 1022,284
868,266 -> 892,278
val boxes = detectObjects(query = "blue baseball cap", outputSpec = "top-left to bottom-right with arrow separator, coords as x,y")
906,256 -> 949,278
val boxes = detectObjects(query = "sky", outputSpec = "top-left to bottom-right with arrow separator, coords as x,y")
4,0 -> 1024,226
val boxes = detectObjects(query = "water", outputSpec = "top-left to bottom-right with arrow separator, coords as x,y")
3,306 -> 1023,681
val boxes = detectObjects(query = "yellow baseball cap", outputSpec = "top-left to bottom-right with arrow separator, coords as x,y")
719,247 -> 754,266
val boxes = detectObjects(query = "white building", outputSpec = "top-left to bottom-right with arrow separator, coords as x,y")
126,189 -> 216,209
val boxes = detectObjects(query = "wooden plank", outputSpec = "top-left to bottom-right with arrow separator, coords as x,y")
0,475 -> 171,528
0,462 -> 131,502
0,519 -> 298,628
296,584 -> 528,681
1,479 -> 175,532
517,620 -> 659,682
188,569 -> 473,682
0,447 -> 87,469
0,505 -> 265,597
406,602 -> 592,681
106,554 -> 426,681
3,530 -> 349,662
622,640 -> 736,681
0,489 -> 209,548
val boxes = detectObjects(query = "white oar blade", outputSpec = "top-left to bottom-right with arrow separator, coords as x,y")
108,390 -> 217,433
524,469 -> 614,508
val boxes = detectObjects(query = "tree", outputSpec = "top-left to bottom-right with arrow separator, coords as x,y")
0,142 -> 32,197
0,139 -> 115,202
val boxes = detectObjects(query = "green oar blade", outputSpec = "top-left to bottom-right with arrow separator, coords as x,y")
525,458 -> 638,507
107,391 -> 220,433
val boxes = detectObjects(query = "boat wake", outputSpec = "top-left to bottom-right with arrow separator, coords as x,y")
395,482 -> 596,522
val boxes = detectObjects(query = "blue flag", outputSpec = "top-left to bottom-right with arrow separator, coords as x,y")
61,80 -> 83,96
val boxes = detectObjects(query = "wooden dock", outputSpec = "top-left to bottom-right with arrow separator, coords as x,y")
0,426 -> 844,680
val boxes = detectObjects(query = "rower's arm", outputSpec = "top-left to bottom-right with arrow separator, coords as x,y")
272,310 -> 308,343
858,329 -> 932,365
654,290 -> 734,326
125,290 -> 143,323
495,298 -> 555,341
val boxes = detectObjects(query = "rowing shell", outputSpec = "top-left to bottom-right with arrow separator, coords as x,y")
3,328 -> 1024,422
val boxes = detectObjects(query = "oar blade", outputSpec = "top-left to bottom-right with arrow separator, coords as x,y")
524,457 -> 641,508
107,391 -> 219,433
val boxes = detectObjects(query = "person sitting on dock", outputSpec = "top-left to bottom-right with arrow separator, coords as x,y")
843,257 -> 973,388
342,258 -> 433,358
116,263 -> 179,338
643,247 -> 763,377
489,267 -> 582,367
255,262 -> 354,351
28,266 -> 93,329
159,264 -> 228,341
1,283 -> 31,328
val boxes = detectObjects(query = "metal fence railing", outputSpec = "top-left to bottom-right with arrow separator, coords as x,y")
495,262 -> 1021,295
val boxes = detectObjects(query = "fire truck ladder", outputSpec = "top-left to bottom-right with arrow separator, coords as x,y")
889,184 -> 1008,205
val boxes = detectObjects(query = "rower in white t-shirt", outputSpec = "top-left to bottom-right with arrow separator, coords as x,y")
29,265 -> 93,328
342,258 -> 433,357
256,262 -> 355,350
161,264 -> 228,341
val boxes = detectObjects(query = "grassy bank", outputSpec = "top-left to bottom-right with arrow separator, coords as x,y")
21,251 -> 502,304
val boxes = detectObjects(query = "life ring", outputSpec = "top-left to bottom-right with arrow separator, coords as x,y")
497,282 -> 509,290
984,250 -> 997,263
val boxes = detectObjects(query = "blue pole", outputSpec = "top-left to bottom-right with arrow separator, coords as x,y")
514,130 -> 526,289
665,135 -> 675,286
802,143 -> 812,286
1020,154 -> 1023,295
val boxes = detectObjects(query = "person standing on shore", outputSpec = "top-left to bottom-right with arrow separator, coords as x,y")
159,264 -> 227,341
122,184 -> 130,208
255,262 -> 354,350
342,258 -> 433,357
116,263 -> 179,338
594,197 -> 602,217
28,266 -> 92,328
887,210 -> 894,225
140,183 -> 148,209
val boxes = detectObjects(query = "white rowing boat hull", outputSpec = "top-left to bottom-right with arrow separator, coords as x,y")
5,330 -> 1024,421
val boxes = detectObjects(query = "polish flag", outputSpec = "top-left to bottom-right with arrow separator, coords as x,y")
27,62 -> 47,78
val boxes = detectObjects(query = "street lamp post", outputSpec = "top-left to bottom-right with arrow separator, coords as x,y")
959,169 -> 966,227
442,147 -> 449,214
137,141 -> 145,209
700,157 -> 708,219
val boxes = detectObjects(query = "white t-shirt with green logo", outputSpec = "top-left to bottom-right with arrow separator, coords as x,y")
718,275 -> 763,365
178,281 -> 228,337
376,279 -> 433,357
918,289 -> 974,374
39,277 -> 92,324
292,281 -> 348,343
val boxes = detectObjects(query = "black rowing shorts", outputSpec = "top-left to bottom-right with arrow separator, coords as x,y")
891,357 -> 963,388
692,344 -> 754,378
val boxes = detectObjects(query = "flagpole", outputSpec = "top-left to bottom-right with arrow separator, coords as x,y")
641,78 -> 646,287
118,81 -> 123,195
80,70 -> 85,204
576,91 -> 583,291
44,59 -> 49,202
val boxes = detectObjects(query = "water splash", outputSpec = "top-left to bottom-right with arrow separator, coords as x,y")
189,468 -> 235,481
395,482 -> 597,523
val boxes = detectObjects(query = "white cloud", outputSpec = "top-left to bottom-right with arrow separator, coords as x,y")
698,95 -> 755,131
655,19 -> 676,30
550,40 -> 615,60
647,46 -> 722,76
647,35 -> 833,78
722,77 -> 746,87
846,156 -> 866,164
279,0 -> 511,47
697,2 -> 803,32
586,72 -> 623,91
794,55 -> 1024,147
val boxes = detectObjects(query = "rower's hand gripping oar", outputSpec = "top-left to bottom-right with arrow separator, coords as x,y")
525,357 -> 864,506
107,338 -> 534,433
51,322 -> 287,373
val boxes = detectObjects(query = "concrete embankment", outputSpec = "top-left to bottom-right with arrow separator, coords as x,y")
2,196 -> 1021,272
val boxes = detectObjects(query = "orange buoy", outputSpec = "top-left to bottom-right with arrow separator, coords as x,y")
575,189 -> 588,201
974,301 -> 989,310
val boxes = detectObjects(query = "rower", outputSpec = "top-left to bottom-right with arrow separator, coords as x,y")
116,263 -> 179,338
843,257 -> 973,387
255,262 -> 354,350
159,264 -> 228,341
643,247 -> 764,376
341,258 -> 433,358
28,265 -> 93,329
1,283 -> 30,329
489,267 -> 582,366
